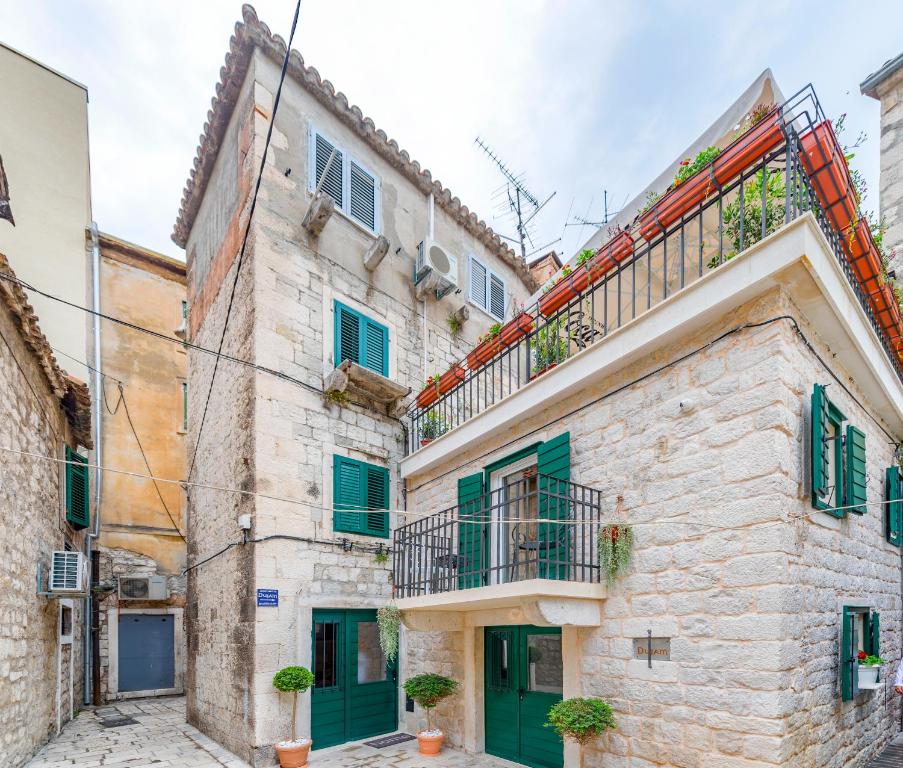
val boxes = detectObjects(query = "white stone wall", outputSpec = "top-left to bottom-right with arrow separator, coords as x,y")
402,288 -> 901,767
0,301 -> 87,768
873,67 -> 903,275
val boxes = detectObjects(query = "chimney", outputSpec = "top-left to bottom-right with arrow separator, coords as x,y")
529,251 -> 562,287
862,53 -> 903,271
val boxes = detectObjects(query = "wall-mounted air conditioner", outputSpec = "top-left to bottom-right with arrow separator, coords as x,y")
50,551 -> 87,593
119,575 -> 168,601
413,240 -> 458,299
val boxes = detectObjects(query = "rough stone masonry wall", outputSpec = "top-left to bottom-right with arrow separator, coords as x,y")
0,301 -> 86,768
403,287 -> 901,767
874,66 -> 903,275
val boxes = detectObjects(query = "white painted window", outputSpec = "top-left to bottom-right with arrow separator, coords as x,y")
308,124 -> 380,234
469,255 -> 506,321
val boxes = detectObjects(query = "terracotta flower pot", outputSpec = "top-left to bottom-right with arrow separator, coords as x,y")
871,283 -> 902,337
416,730 -> 445,756
799,121 -> 858,234
530,362 -> 558,380
586,229 -> 635,281
848,236 -> 883,298
639,170 -> 719,242
539,275 -> 581,317
466,336 -> 503,371
416,383 -> 439,409
437,365 -> 465,395
713,109 -> 783,186
499,312 -> 535,347
275,740 -> 312,768
420,438 -> 433,446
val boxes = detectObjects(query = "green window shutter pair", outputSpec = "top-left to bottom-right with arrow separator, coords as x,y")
886,467 -> 903,546
840,607 -> 881,701
333,455 -> 389,538
65,446 -> 90,530
334,301 -> 388,376
810,384 -> 866,517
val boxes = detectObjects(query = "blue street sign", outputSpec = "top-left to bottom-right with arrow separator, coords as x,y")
256,588 -> 278,607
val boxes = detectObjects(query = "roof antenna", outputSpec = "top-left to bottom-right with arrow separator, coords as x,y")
474,136 -> 555,263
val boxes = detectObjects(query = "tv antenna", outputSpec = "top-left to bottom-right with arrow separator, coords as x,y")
564,189 -> 622,230
475,136 -> 555,262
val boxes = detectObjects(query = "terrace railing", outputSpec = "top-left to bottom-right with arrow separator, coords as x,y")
407,85 -> 903,453
392,474 -> 603,597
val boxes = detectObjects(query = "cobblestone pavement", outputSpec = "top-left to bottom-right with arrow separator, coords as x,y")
24,696 -> 519,768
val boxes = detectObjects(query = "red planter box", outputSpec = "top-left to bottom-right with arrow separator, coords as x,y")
466,336 -> 503,371
587,230 -> 635,279
713,110 -> 783,186
530,362 -> 558,381
499,312 -> 534,347
539,270 -> 584,317
639,170 -> 719,242
437,364 -> 465,395
871,283 -> 902,341
416,383 -> 438,409
800,121 -> 858,234
847,228 -> 883,297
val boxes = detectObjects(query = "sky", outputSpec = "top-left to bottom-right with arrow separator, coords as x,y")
0,0 -> 900,263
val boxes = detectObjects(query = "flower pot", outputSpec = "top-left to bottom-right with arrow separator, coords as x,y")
416,384 -> 439,409
857,665 -> 881,690
847,233 -> 883,298
639,170 -> 719,242
587,230 -> 635,281
416,730 -> 445,756
713,109 -> 783,186
437,365 -> 465,395
530,362 -> 557,380
539,273 -> 582,317
466,336 -> 503,371
420,438 -> 433,446
275,739 -> 312,768
499,312 -> 535,347
871,283 -> 903,341
799,121 -> 858,234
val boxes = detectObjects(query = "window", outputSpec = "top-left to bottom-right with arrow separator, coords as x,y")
810,384 -> 867,517
65,446 -> 90,530
332,455 -> 389,537
333,301 -> 388,376
468,255 -> 506,321
840,605 -> 880,700
308,125 -> 380,233
180,382 -> 188,431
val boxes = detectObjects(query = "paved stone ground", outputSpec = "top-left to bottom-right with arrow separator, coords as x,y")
24,697 -> 518,768
866,733 -> 903,767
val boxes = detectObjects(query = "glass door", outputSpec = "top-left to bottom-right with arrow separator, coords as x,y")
489,459 -> 539,584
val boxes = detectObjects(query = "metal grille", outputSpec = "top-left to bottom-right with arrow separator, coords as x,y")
119,577 -> 150,599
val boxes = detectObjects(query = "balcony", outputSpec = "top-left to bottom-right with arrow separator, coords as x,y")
392,475 -> 607,627
405,86 -> 903,454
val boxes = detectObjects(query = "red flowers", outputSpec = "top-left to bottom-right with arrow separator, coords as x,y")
858,650 -> 867,661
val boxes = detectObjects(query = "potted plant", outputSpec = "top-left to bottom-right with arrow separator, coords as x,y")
437,363 -> 465,395
857,651 -> 886,689
419,412 -> 446,446
272,666 -> 314,767
538,265 -> 580,317
403,673 -> 459,755
598,524 -> 634,586
545,697 -> 616,768
499,310 -> 535,347
530,316 -> 570,379
712,103 -> 783,186
638,146 -> 722,242
466,323 -> 504,370
416,375 -> 440,409
586,228 -> 634,281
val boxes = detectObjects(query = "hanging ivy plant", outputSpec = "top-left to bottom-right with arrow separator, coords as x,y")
377,604 -> 401,664
598,524 -> 633,586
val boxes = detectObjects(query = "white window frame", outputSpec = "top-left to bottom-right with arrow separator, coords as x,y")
308,122 -> 381,235
59,599 -> 74,644
468,254 -> 507,321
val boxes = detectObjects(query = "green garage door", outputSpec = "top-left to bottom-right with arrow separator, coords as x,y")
485,625 -> 563,768
311,609 -> 398,749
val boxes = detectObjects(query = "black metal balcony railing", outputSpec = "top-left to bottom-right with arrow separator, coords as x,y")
393,475 -> 603,597
406,86 -> 903,453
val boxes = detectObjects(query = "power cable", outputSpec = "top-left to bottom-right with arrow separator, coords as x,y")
187,0 -> 301,482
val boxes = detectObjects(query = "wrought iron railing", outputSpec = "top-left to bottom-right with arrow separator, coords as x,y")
405,86 -> 903,453
392,475 -> 603,597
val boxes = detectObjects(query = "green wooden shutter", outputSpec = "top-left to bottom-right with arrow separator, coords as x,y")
65,446 -> 90,530
841,607 -> 858,701
886,467 -> 903,546
363,318 -> 388,376
869,612 -> 880,658
537,433 -> 570,579
458,473 -> 485,589
334,456 -> 363,534
811,384 -> 830,503
335,303 -> 361,367
845,425 -> 866,514
334,302 -> 389,376
363,464 -> 389,538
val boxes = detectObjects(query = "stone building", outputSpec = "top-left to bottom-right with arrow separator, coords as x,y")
0,253 -> 93,768
91,232 -> 188,702
395,83 -> 903,768
173,6 -> 535,764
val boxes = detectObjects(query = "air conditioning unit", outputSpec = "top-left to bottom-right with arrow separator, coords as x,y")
119,575 -> 168,601
413,239 -> 458,299
50,551 -> 87,593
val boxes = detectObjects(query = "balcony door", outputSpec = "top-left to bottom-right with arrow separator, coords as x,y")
485,625 -> 563,768
489,457 -> 539,584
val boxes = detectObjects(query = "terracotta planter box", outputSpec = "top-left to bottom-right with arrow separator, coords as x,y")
416,383 -> 439,410
499,312 -> 534,347
587,229 -> 635,281
800,121 -> 858,234
713,109 -> 783,186
639,170 -> 719,242
872,283 -> 902,335
466,336 -> 503,371
530,362 -> 558,380
539,269 -> 587,317
437,364 -> 465,395
848,234 -> 883,298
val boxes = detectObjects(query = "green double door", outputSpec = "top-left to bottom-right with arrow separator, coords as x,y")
485,626 -> 563,768
311,609 -> 397,749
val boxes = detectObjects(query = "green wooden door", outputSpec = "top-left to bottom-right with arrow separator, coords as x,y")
484,626 -> 563,768
311,609 -> 397,749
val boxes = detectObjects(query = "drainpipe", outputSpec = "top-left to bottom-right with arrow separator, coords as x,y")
84,222 -> 103,705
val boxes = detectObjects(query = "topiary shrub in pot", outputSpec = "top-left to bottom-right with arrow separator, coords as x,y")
545,697 -> 616,768
272,666 -> 315,767
402,673 -> 459,755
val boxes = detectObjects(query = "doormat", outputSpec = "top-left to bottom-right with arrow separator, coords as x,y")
364,733 -> 416,748
100,716 -> 139,728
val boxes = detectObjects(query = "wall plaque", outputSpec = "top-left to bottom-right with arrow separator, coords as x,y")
633,637 -> 670,661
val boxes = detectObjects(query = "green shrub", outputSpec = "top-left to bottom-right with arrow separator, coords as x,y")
545,697 -> 616,745
403,673 -> 459,731
273,666 -> 314,742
